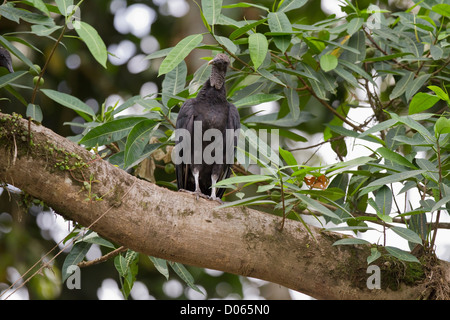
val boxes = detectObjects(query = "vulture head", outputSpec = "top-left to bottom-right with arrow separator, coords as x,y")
208,53 -> 230,90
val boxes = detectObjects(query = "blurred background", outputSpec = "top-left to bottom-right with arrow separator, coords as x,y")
0,0 -> 434,300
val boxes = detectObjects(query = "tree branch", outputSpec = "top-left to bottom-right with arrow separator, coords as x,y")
0,112 -> 448,300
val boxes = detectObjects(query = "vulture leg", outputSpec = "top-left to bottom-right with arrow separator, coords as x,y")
209,173 -> 224,204
210,174 -> 218,200
191,168 -> 209,200
193,169 -> 201,199
178,167 -> 209,200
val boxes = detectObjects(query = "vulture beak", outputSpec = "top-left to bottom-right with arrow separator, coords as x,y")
208,59 -> 215,65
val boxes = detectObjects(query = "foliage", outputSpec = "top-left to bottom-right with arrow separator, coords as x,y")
0,0 -> 449,299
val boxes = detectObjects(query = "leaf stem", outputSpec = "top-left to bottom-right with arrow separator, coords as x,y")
30,25 -> 67,104
430,137 -> 443,250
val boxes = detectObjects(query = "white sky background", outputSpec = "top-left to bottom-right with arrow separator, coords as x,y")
2,0 -> 449,301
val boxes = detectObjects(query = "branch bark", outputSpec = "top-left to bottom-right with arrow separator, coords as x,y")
1,112 -> 449,300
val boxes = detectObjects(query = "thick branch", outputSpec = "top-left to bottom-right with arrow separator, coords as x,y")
0,112 -> 448,300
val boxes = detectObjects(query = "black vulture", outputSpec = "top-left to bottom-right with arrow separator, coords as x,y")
0,48 -> 14,73
175,53 -> 240,201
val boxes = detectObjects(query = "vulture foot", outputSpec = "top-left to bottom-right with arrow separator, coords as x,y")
178,189 -> 210,200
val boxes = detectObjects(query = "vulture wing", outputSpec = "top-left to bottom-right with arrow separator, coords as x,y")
215,102 -> 240,199
175,99 -> 195,192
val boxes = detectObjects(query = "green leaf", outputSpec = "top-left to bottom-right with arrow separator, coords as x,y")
284,86 -> 300,119
30,0 -> 50,16
158,34 -> 203,76
405,74 -> 430,101
430,45 -> 443,60
392,133 -> 432,147
339,30 -> 365,63
268,12 -> 292,53
75,21 -> 108,68
111,95 -> 143,116
428,85 -> 449,103
326,156 -> 374,175
358,119 -> 397,137
305,187 -> 345,201
114,254 -> 127,277
169,261 -> 204,295
26,103 -> 43,122
55,0 -> 73,16
376,147 -> 417,169
0,71 -> 27,89
79,117 -> 147,148
347,17 -> 363,35
217,195 -> 276,209
320,54 -> 338,72
435,116 -> 450,135
300,64 -> 328,99
257,68 -> 286,87
368,198 -> 392,222
62,241 -> 92,282
114,250 -> 139,299
338,60 -> 376,86
202,0 -> 222,26
409,92 -> 440,115
277,0 -> 307,12
214,174 -> 273,186
431,195 -> 450,213
0,36 -> 37,72
389,71 -> 415,100
279,147 -> 298,167
277,66 -> 319,81
432,4 -> 450,17
0,5 -> 53,25
222,2 -> 269,12
390,227 -> 422,245
294,193 -> 342,221
333,66 -> 359,88
375,185 -> 392,216
364,170 -> 426,189
248,33 -> 268,70
326,225 -> 373,232
234,93 -> 283,107
416,158 -> 439,184
41,89 -> 95,119
385,246 -> 420,263
229,19 -> 267,40
124,119 -> 157,169
367,247 -> 381,264
149,256 -> 169,280
363,52 -> 412,62
162,60 -> 187,106
215,35 -> 238,54
332,238 -> 371,246
80,231 -> 115,249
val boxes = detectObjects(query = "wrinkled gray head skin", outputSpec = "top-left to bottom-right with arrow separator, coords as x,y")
0,48 -> 14,73
208,53 -> 230,90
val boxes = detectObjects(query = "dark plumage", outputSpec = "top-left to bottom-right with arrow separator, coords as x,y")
0,48 -> 14,73
175,53 -> 240,201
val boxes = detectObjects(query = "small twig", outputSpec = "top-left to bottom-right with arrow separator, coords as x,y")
78,246 -> 127,268
31,25 -> 67,104
287,135 -> 345,152
430,139 -> 443,250
277,170 -> 287,231
162,112 -> 175,128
